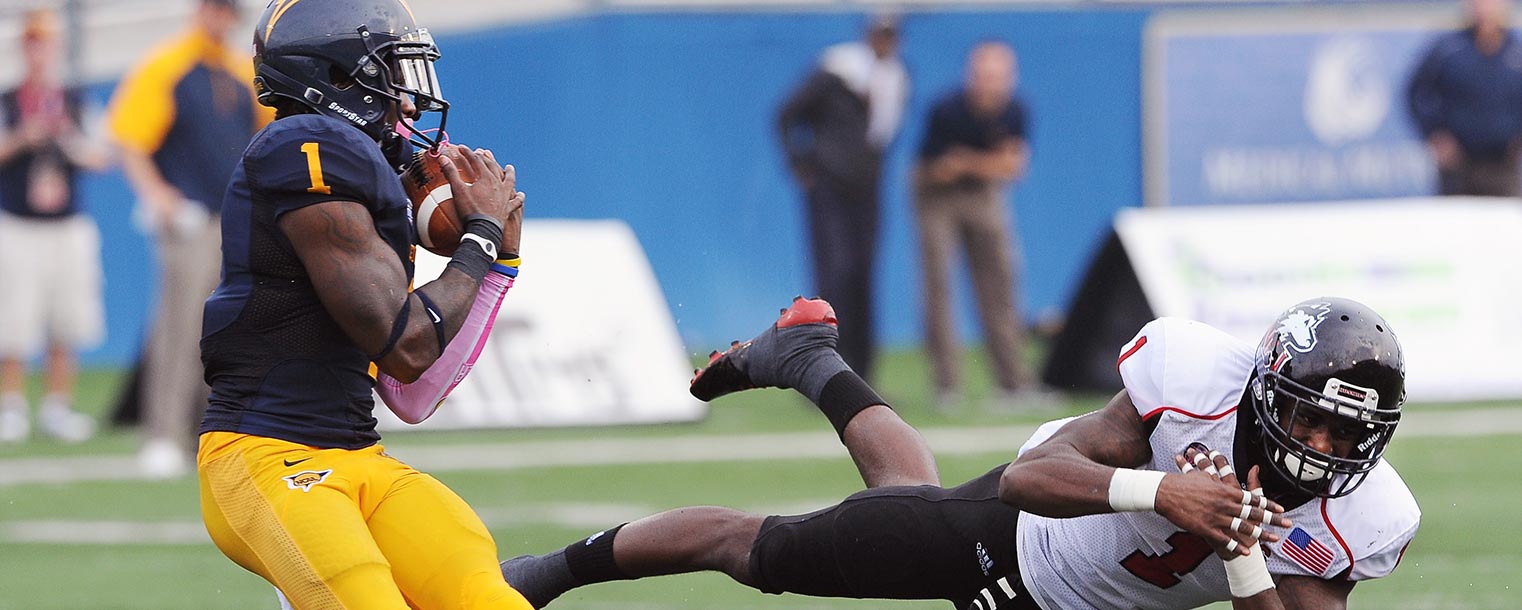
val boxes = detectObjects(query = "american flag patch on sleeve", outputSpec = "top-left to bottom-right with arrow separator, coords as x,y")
1280,527 -> 1334,574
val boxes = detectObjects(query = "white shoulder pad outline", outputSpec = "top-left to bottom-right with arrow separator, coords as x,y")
1324,461 -> 1421,581
1116,319 -> 1167,417
1118,318 -> 1253,422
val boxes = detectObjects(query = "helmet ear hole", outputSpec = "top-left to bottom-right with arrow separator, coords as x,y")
329,64 -> 357,91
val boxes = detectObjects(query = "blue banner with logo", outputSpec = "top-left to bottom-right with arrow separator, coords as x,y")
1146,13 -> 1449,205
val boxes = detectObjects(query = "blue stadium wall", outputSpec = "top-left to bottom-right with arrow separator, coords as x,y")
79,8 -> 1148,366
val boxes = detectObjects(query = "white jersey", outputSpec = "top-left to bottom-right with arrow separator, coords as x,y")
1014,318 -> 1420,610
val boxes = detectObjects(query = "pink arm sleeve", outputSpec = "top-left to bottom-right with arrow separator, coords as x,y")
375,271 -> 514,424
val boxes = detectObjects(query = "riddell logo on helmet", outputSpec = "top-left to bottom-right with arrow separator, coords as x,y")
327,101 -> 369,127
1357,430 -> 1382,453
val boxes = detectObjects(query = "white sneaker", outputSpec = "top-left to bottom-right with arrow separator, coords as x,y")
38,405 -> 96,443
139,439 -> 190,480
0,409 -> 29,443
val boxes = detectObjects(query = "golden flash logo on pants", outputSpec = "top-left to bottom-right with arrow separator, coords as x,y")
283,469 -> 333,492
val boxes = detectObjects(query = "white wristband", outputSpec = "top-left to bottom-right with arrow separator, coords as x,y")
459,232 -> 498,260
1224,547 -> 1276,598
1108,469 -> 1167,512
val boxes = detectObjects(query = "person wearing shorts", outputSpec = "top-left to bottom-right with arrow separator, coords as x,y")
0,9 -> 108,443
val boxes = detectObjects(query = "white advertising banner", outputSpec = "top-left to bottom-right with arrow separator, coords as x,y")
1115,198 -> 1522,402
376,219 -> 707,430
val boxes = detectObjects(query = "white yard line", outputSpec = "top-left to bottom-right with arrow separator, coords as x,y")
2,499 -> 834,545
3,406 -> 1521,546
2,407 -> 1520,488
0,425 -> 1024,487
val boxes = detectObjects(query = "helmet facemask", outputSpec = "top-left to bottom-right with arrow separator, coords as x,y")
353,26 -> 449,152
1250,340 -> 1403,499
1247,298 -> 1405,499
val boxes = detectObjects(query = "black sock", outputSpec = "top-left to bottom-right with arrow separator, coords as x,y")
815,370 -> 889,438
502,549 -> 573,609
564,523 -> 632,584
501,524 -> 632,608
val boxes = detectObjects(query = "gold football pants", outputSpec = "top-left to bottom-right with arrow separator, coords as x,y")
198,431 -> 531,610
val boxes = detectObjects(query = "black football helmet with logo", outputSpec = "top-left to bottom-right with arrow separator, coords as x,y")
252,0 -> 447,153
1247,297 -> 1405,498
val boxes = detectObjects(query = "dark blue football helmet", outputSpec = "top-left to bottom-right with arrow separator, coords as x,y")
252,0 -> 447,152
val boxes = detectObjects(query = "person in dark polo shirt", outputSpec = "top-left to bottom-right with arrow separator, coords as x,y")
914,41 -> 1051,412
1407,0 -> 1522,196
108,0 -> 272,478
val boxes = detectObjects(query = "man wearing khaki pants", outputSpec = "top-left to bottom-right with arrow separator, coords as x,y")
914,41 -> 1044,411
108,0 -> 271,478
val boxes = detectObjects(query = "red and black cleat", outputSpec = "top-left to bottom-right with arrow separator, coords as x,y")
689,297 -> 837,402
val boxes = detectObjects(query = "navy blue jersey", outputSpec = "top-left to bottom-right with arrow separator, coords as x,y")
917,91 -> 1027,161
152,63 -> 263,213
1407,28 -> 1522,160
201,113 -> 414,449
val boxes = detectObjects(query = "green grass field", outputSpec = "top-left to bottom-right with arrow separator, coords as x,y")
0,351 -> 1516,610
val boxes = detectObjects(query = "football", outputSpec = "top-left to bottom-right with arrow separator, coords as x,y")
401,148 -> 475,256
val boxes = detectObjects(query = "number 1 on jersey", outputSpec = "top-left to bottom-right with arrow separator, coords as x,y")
300,142 -> 332,195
